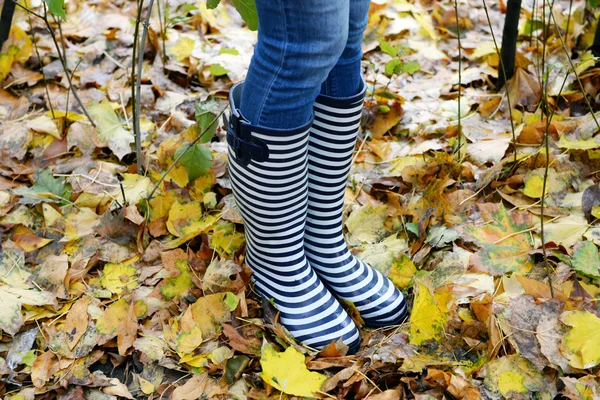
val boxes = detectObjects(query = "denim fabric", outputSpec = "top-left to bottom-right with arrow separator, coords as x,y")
240,0 -> 371,129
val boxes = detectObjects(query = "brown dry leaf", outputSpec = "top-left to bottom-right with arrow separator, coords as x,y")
117,301 -> 138,355
222,324 -> 261,356
536,300 -> 569,372
30,254 -> 69,299
12,225 -> 53,252
366,386 -> 403,400
507,68 -> 541,109
64,297 -> 91,350
500,295 -> 547,370
365,97 -> 403,138
31,351 -> 56,388
171,373 -> 226,400
515,275 -> 565,301
103,377 -> 135,399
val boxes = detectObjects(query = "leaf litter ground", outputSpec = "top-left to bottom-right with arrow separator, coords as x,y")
0,0 -> 600,398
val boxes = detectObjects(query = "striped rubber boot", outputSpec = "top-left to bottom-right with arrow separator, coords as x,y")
226,82 -> 361,352
304,84 -> 409,328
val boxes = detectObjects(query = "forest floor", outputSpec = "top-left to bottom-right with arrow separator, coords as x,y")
1,0 -> 600,398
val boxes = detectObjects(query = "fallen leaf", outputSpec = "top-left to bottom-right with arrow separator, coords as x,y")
459,203 -> 533,275
87,99 -> 134,160
64,297 -> 91,350
480,355 -> 545,399
571,241 -> 600,278
561,311 -> 600,369
260,343 -> 327,397
409,280 -> 446,345
345,204 -> 388,244
0,286 -> 55,335
388,254 -> 416,289
541,214 -> 588,248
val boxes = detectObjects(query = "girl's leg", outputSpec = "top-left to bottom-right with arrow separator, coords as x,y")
240,0 -> 350,129
304,0 -> 409,327
320,0 -> 371,97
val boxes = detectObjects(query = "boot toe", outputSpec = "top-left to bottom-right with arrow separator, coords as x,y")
360,290 -> 409,328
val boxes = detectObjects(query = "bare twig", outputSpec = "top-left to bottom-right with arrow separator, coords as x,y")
147,105 -> 228,200
27,14 -> 55,118
12,1 -> 43,19
481,0 -> 518,164
52,14 -> 69,117
157,0 -> 167,65
549,9 -> 600,130
131,0 -> 144,174
453,0 -> 462,157
134,0 -> 156,175
18,1 -> 96,126
539,0 -> 559,298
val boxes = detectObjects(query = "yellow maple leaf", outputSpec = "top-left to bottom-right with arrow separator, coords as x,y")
409,280 -> 446,345
187,293 -> 231,340
481,355 -> 545,397
260,343 -> 326,397
164,314 -> 203,357
164,201 -> 220,248
561,311 -> 600,369
100,259 -> 139,295
388,254 -> 416,289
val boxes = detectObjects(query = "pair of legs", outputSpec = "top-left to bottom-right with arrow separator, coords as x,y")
227,0 -> 407,352
240,0 -> 371,129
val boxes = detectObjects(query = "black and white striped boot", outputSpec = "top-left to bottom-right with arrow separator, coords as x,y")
304,85 -> 409,327
226,82 -> 361,352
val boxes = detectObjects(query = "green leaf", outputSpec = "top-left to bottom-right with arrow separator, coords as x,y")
21,350 -> 36,367
175,144 -> 212,181
571,241 -> 600,278
34,170 -> 66,198
385,59 -> 403,76
180,3 -> 199,12
209,64 -> 228,76
206,0 -> 221,9
87,99 -> 134,160
231,0 -> 258,31
195,98 -> 219,143
588,0 -> 599,7
224,292 -> 239,311
12,170 -> 67,204
401,60 -> 420,74
43,0 -> 66,20
219,47 -> 240,55
378,38 -> 399,57
405,222 -> 419,237
170,15 -> 192,25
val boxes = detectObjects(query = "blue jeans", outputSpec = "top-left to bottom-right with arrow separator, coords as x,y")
240,0 -> 371,129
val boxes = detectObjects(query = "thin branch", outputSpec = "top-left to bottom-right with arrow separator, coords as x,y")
131,0 -> 144,174
539,0 -> 558,299
32,2 -> 96,126
453,0 -> 462,157
53,13 -> 69,124
549,8 -> 600,130
12,1 -> 43,20
147,105 -> 228,201
134,0 -> 156,174
481,0 -> 518,164
27,13 -> 55,118
157,0 -> 167,65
